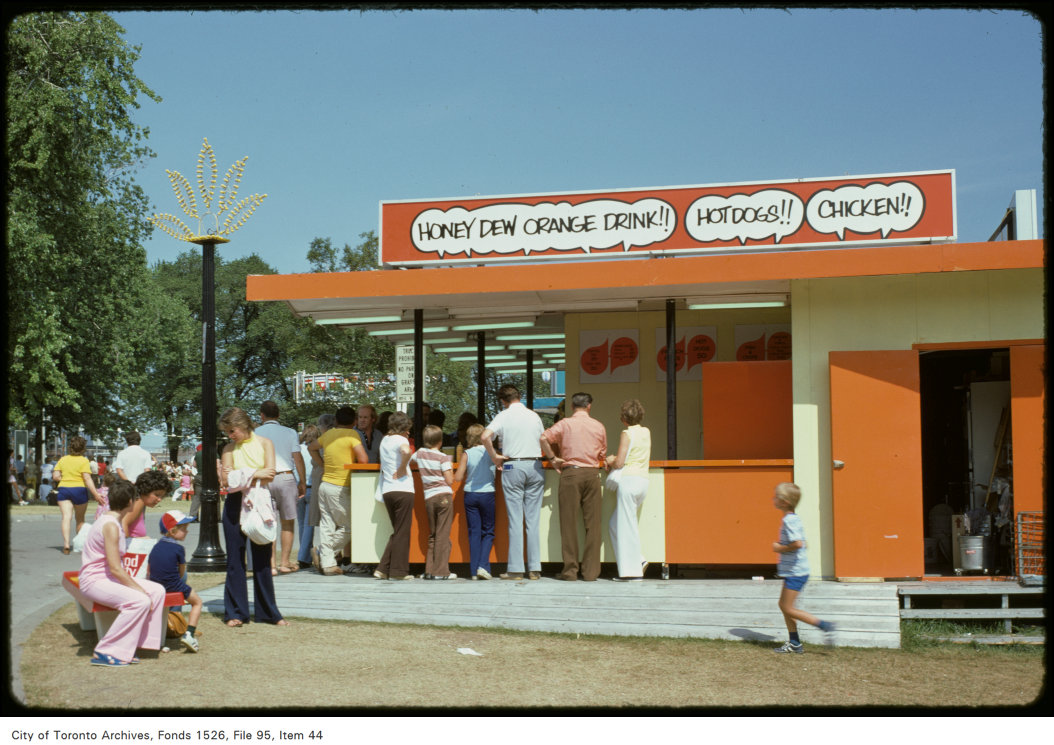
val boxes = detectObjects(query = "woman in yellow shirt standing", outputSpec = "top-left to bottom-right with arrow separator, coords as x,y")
53,436 -> 103,554
218,407 -> 288,629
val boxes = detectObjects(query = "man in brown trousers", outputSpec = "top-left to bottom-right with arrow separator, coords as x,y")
540,392 -> 607,581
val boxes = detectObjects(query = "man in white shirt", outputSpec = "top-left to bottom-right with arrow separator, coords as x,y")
113,431 -> 156,483
481,384 -> 546,581
257,400 -> 306,574
39,456 -> 54,501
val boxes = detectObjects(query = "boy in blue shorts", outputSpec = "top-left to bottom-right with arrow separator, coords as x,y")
148,510 -> 203,652
772,482 -> 835,653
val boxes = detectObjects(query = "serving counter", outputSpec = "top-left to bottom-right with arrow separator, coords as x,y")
344,459 -> 792,568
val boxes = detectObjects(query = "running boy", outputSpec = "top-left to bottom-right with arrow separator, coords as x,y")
771,482 -> 835,653
411,425 -> 456,580
148,509 -> 203,652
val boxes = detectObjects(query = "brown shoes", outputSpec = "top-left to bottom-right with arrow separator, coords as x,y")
499,572 -> 524,580
528,571 -> 541,580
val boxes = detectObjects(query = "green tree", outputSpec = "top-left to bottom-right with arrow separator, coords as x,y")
306,232 -> 379,273
6,12 -> 160,439
143,250 -> 301,435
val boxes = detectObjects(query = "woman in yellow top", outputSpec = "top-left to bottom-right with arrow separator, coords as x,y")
218,407 -> 287,628
53,436 -> 103,554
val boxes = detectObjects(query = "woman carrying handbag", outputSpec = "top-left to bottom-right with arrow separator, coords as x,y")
218,407 -> 288,628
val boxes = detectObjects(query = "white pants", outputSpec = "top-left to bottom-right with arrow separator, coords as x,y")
316,481 -> 350,569
609,474 -> 649,577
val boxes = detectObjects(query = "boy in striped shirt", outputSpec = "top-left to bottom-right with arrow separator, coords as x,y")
411,425 -> 456,580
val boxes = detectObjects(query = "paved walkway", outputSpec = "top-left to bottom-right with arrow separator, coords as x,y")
198,570 -> 902,648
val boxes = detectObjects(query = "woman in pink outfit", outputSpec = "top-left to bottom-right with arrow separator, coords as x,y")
78,479 -> 167,667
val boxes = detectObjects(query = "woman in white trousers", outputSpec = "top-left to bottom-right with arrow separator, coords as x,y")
606,400 -> 652,580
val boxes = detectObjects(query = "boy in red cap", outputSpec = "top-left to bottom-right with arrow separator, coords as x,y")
148,510 -> 203,652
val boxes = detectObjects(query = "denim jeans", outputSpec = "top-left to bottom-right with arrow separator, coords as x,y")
463,490 -> 496,575
296,485 -> 314,564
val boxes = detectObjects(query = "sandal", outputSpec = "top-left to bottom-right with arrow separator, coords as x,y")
270,568 -> 279,577
62,547 -> 71,555
278,565 -> 299,574
90,652 -> 129,668
275,619 -> 290,626
225,619 -> 244,628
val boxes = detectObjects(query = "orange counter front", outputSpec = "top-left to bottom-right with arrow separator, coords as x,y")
345,460 -> 792,567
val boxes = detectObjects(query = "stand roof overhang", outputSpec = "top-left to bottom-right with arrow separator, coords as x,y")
248,240 -> 1043,328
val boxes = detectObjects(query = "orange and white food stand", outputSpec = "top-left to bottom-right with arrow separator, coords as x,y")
247,171 -> 1044,580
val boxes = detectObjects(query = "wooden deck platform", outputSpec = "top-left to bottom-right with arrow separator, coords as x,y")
197,574 -> 902,649
897,580 -> 1046,643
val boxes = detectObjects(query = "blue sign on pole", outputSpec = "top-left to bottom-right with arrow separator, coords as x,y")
552,370 -> 565,396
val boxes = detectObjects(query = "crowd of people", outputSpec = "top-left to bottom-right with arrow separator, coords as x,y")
289,386 -> 654,585
28,387 -> 831,667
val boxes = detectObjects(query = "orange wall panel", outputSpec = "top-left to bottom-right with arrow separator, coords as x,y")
830,351 -> 923,579
664,465 -> 794,564
1010,345 -> 1045,513
702,361 -> 793,459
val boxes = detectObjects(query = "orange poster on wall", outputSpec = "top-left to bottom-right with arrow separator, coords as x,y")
580,330 -> 640,383
380,170 -> 956,266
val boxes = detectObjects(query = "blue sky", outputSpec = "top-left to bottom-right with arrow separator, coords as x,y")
113,7 -> 1044,275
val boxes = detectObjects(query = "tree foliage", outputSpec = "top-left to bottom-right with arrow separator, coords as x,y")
6,12 -> 160,435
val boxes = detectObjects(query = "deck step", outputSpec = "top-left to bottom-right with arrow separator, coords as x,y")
197,576 -> 901,649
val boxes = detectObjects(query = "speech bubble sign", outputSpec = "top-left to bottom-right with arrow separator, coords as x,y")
685,189 -> 804,245
736,333 -> 765,361
410,198 -> 676,259
657,337 -> 688,373
686,334 -> 715,371
805,181 -> 925,240
766,331 -> 791,360
580,338 -> 609,376
610,337 -> 638,373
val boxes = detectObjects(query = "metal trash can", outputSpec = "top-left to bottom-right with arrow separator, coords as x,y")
958,535 -> 989,572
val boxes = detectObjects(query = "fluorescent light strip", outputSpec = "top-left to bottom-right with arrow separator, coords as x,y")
506,343 -> 566,350
688,301 -> 786,310
316,314 -> 403,325
687,294 -> 788,310
367,325 -> 450,336
422,337 -> 466,345
494,333 -> 566,341
451,321 -> 535,331
433,345 -> 506,353
448,354 -> 516,362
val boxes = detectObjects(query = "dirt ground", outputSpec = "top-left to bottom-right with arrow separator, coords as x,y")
16,573 -> 1047,711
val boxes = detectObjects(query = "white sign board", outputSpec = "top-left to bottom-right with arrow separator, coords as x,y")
396,345 -> 425,403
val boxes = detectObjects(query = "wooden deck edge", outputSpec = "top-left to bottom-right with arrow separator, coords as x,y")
919,635 -> 1045,645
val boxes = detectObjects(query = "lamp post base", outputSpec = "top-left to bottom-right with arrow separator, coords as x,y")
188,487 -> 226,572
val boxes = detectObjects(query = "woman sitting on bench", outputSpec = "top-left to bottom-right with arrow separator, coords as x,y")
78,480 -> 167,667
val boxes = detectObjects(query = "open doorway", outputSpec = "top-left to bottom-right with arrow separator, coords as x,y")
919,348 -> 1011,576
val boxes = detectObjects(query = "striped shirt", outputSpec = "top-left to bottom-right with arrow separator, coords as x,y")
410,448 -> 453,500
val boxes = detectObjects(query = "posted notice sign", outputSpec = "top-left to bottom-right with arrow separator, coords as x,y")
395,345 -> 425,403
379,170 -> 955,266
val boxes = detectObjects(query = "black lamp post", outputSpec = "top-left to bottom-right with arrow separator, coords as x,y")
187,236 -> 226,571
148,138 -> 268,572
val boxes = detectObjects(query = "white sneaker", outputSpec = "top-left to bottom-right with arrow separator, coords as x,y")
180,631 -> 199,653
436,573 -> 457,580
476,568 -> 492,580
